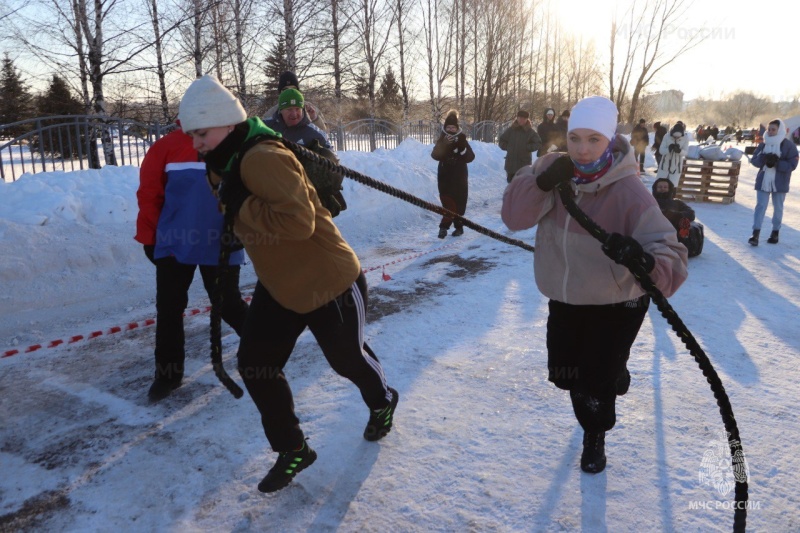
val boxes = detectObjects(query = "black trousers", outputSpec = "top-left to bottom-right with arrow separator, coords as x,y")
438,176 -> 468,230
546,296 -> 649,433
237,272 -> 391,451
153,256 -> 248,381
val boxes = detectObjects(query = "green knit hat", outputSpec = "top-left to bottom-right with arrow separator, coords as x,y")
278,88 -> 304,110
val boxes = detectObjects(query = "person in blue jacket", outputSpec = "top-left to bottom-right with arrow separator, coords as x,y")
135,125 -> 249,401
748,118 -> 800,245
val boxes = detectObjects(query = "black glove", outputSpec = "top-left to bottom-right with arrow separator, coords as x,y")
669,143 -> 681,154
601,233 -> 655,273
218,176 -> 252,217
143,244 -> 156,265
764,153 -> 779,168
536,155 -> 575,192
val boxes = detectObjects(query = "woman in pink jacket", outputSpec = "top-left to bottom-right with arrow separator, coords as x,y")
502,96 -> 688,474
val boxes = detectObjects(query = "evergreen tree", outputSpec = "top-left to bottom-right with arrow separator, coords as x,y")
377,67 -> 402,120
37,75 -> 83,117
263,35 -> 289,95
0,54 -> 33,137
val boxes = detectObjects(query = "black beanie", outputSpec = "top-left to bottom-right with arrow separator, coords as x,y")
517,110 -> 530,119
278,71 -> 300,92
444,110 -> 459,127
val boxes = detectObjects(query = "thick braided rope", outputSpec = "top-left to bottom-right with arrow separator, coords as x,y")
210,214 -> 244,399
556,184 -> 747,533
278,137 -> 536,253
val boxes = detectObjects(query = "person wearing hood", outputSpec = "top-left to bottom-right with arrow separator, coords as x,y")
502,95 -> 688,475
656,121 -> 689,187
748,118 -> 799,245
498,110 -> 541,183
431,109 -> 475,238
652,177 -> 704,257
536,107 -> 560,156
178,75 -> 399,493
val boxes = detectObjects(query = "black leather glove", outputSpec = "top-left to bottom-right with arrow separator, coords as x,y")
602,233 -> 655,273
764,153 -> 779,168
218,176 -> 252,217
669,143 -> 681,154
536,155 -> 575,191
143,244 -> 156,265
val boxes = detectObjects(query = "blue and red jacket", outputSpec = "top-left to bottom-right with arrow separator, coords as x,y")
134,128 -> 244,265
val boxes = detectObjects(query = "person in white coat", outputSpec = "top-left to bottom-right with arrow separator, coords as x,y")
656,122 -> 690,187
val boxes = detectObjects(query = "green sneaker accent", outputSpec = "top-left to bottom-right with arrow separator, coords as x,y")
258,441 -> 317,493
364,387 -> 399,441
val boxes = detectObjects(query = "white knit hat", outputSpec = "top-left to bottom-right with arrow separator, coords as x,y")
568,96 -> 619,142
178,75 -> 247,132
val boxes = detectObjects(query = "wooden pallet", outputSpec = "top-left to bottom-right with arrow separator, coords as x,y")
676,159 -> 741,204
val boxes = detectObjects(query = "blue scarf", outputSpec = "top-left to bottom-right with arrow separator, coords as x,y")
572,143 -> 614,184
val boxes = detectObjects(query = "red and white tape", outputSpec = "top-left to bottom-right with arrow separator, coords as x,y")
3,239 -> 469,359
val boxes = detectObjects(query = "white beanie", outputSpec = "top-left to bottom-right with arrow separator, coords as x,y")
178,75 -> 247,132
568,96 -> 619,142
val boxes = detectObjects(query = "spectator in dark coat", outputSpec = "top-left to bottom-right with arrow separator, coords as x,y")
537,107 -> 559,156
431,110 -> 475,238
498,110 -> 542,183
652,121 -> 668,167
554,110 -> 570,151
631,118 -> 649,172
652,178 -> 704,257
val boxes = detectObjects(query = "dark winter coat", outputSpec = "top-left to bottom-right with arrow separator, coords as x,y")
652,178 -> 703,257
631,124 -> 650,151
537,110 -> 560,156
554,116 -> 569,151
751,138 -> 799,193
431,131 -> 475,195
498,121 -> 542,176
265,111 -> 334,150
652,123 -> 667,150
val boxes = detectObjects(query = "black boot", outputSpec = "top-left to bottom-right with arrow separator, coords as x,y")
438,228 -> 447,239
748,229 -> 760,246
767,230 -> 779,244
581,431 -> 607,473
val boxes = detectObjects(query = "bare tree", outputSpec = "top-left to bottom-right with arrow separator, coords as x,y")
392,0 -> 415,121
352,0 -> 393,119
716,92 -> 772,128
609,0 -> 708,124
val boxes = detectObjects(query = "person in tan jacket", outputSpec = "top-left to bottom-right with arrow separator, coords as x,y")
502,96 -> 688,475
178,74 -> 398,493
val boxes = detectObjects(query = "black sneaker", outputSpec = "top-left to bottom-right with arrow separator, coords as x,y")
581,432 -> 606,474
257,441 -> 317,493
438,228 -> 447,239
451,227 -> 464,237
147,377 -> 182,402
364,387 -> 399,441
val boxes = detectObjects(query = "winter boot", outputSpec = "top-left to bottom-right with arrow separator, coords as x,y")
748,229 -> 760,246
451,227 -> 464,237
257,441 -> 317,493
581,431 -> 607,474
767,230 -> 779,244
364,387 -> 399,441
147,376 -> 182,403
438,228 -> 448,239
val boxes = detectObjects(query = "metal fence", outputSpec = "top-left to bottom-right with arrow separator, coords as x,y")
2,115 -> 511,182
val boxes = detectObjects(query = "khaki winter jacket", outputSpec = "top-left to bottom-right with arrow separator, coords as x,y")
208,140 -> 361,313
502,135 -> 688,305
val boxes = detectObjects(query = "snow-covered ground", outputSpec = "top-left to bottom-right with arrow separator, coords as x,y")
1,138 -> 797,532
